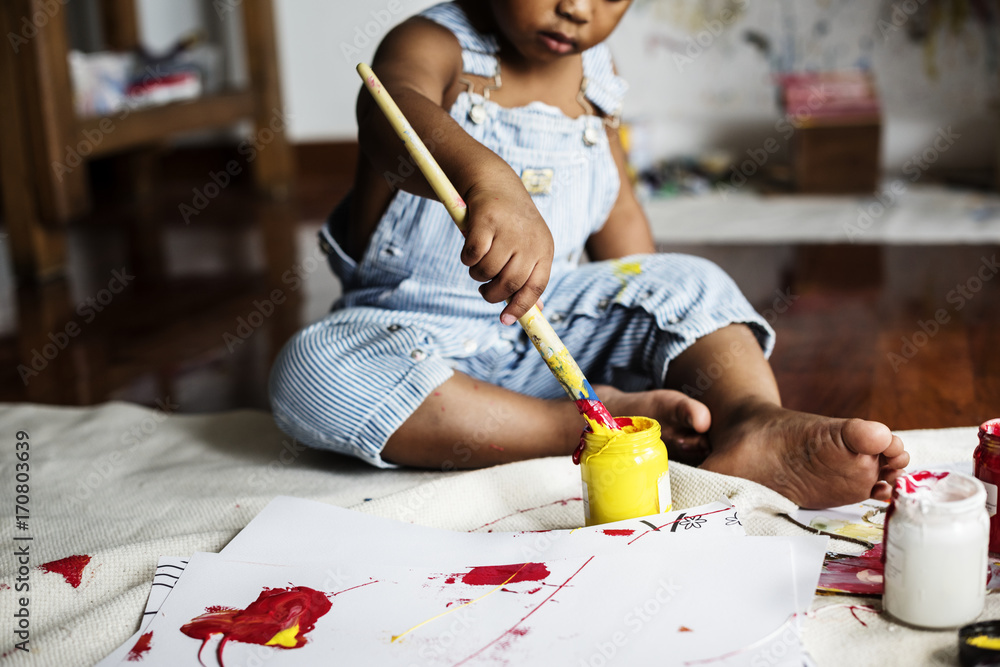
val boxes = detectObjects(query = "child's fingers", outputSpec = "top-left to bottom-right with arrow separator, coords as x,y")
468,247 -> 511,284
500,260 -> 549,325
477,252 -> 533,304
460,225 -> 494,267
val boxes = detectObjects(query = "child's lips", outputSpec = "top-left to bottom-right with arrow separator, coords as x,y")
538,31 -> 576,54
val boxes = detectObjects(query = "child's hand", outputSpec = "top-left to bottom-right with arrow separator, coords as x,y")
461,177 -> 554,325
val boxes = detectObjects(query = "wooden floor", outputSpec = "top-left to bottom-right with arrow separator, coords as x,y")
1,147 -> 997,437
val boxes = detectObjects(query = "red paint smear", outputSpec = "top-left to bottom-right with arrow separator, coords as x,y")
38,554 -> 91,588
602,529 -> 635,537
433,391 -> 442,396
331,580 -> 377,596
453,557 -> 594,666
126,631 -> 153,662
458,563 -> 550,586
572,413 -> 629,464
181,586 -> 332,667
205,606 -> 238,613
678,626 -> 693,632
489,444 -> 505,452
525,587 -> 542,594
574,399 -> 619,431
470,498 -> 582,532
818,543 -> 884,596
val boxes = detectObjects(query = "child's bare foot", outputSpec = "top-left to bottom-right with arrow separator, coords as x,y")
700,398 -> 909,509
593,384 -> 713,466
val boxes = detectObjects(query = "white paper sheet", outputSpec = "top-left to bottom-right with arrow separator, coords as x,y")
118,540 -> 805,666
95,556 -> 189,666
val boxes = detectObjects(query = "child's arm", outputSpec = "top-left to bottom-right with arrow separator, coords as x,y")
585,126 -> 657,261
357,18 -> 553,325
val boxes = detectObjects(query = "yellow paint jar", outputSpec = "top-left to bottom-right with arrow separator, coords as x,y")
578,416 -> 671,526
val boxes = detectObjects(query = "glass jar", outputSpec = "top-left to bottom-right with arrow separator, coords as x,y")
578,416 -> 671,526
974,418 -> 1000,553
883,471 -> 989,629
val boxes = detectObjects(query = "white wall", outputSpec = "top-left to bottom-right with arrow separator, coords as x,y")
134,0 -> 998,172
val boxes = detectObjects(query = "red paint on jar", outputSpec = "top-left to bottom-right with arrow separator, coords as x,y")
180,586 -> 332,667
38,554 -> 91,588
574,399 -> 619,432
572,415 -> 634,465
975,418 -> 1000,552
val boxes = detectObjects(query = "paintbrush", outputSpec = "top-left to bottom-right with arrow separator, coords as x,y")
357,62 -> 619,434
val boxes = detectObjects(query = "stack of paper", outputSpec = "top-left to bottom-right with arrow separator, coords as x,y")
99,497 -> 827,666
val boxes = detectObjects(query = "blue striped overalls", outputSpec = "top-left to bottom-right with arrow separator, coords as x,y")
268,2 -> 774,467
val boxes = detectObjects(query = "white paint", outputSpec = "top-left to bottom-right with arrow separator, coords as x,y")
883,472 -> 989,629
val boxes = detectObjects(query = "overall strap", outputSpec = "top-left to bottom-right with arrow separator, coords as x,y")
581,43 -> 628,118
419,2 -> 500,78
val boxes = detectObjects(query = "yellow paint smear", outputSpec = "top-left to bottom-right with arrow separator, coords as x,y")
966,634 -> 1000,650
267,624 -> 300,647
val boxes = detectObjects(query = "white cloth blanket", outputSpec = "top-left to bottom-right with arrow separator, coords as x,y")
0,402 -> 986,666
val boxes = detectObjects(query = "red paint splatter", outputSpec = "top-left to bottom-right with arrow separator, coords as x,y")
453,557 -> 594,665
0,583 -> 9,590
441,407 -> 446,411
525,587 -> 542,594
446,598 -> 473,608
489,444 -> 505,452
38,554 -> 91,588
181,586 -> 332,667
126,631 -> 153,661
678,626 -> 693,632
205,606 -> 238,614
445,577 -> 456,584
818,543 -> 884,596
433,391 -> 442,396
470,498 -> 582,532
454,563 -> 551,586
601,529 -> 635,537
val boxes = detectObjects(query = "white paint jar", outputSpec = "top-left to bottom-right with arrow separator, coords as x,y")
883,471 -> 989,629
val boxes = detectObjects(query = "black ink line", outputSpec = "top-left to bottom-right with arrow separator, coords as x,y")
669,513 -> 687,533
640,520 -> 659,531
151,583 -> 174,589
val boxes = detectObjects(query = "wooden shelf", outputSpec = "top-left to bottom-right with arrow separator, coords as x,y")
78,89 -> 256,158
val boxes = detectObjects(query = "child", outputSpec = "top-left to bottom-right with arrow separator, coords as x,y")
270,0 -> 908,509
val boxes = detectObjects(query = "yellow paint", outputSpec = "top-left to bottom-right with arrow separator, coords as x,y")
266,624 -> 300,647
809,517 -> 883,542
612,260 -> 642,303
966,634 -> 1000,650
580,417 -> 670,526
612,261 -> 642,278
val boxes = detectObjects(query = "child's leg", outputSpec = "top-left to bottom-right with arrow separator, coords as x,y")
663,323 -> 909,509
382,371 -> 710,468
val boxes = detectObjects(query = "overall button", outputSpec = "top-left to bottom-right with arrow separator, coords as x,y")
410,349 -> 427,361
463,339 -> 478,353
387,324 -> 402,332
